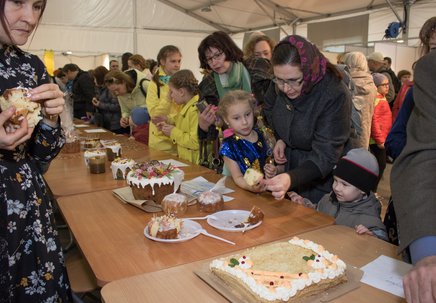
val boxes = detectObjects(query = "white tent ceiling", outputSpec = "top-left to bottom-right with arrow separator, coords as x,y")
24,0 -> 436,75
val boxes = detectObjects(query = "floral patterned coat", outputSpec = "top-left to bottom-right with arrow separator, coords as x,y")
0,46 -> 72,302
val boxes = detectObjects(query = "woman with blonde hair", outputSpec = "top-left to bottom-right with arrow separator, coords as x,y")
243,32 -> 275,61
344,51 -> 378,149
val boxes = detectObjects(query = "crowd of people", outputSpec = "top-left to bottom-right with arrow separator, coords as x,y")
0,0 -> 435,301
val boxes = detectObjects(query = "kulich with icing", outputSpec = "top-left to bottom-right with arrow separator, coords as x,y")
110,157 -> 136,180
210,237 -> 347,302
161,193 -> 188,216
197,191 -> 224,213
126,161 -> 184,203
147,215 -> 182,239
84,148 -> 106,166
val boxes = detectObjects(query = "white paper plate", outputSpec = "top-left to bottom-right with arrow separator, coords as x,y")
207,210 -> 262,232
144,219 -> 202,243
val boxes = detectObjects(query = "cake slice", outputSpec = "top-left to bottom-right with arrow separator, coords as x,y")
147,215 -> 182,239
210,237 -> 347,302
244,168 -> 263,186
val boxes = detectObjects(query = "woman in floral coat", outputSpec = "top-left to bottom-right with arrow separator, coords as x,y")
0,0 -> 72,302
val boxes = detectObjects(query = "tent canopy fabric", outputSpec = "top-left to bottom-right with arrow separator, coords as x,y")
25,0 -> 435,75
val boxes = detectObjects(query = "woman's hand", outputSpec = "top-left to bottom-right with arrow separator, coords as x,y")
198,104 -> 217,132
0,106 -> 33,150
403,255 -> 436,303
264,163 -> 277,179
264,173 -> 291,200
30,83 -> 65,127
273,139 -> 287,164
355,224 -> 374,236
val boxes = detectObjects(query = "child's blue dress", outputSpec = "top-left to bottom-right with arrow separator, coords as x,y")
220,128 -> 270,174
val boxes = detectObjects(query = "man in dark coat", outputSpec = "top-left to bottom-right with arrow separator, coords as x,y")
63,63 -> 95,119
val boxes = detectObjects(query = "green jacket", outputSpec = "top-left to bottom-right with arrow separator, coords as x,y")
118,69 -> 149,118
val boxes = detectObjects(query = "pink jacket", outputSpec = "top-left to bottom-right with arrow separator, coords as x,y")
370,93 -> 392,145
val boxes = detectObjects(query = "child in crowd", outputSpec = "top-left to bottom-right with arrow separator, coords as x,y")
159,70 -> 200,164
218,90 -> 280,192
370,73 -> 392,191
288,148 -> 388,241
146,45 -> 182,154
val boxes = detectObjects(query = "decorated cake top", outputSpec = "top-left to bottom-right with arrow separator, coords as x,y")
84,148 -> 106,157
198,191 -> 222,205
112,157 -> 135,165
162,193 -> 188,204
210,237 -> 346,302
130,161 -> 181,179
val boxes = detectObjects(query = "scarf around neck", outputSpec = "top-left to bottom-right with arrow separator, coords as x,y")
277,35 -> 327,95
214,61 -> 251,98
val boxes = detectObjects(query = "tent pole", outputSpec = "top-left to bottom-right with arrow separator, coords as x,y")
133,0 -> 138,53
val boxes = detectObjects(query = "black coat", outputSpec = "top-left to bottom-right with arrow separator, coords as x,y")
72,70 -> 95,118
263,71 -> 352,203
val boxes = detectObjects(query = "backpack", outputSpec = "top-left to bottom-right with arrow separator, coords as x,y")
139,78 -> 149,98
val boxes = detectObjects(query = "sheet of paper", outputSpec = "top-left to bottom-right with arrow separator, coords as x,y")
84,128 -> 107,133
181,176 -> 234,202
159,159 -> 189,167
74,124 -> 89,128
360,255 -> 412,298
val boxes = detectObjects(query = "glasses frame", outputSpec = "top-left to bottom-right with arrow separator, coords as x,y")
272,77 -> 304,89
206,51 -> 224,65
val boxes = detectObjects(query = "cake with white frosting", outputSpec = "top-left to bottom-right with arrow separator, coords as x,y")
110,157 -> 135,180
161,193 -> 188,216
84,148 -> 106,166
126,161 -> 184,203
210,237 -> 347,302
197,191 -> 223,213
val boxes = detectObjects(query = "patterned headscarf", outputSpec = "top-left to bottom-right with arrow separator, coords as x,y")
277,35 -> 327,94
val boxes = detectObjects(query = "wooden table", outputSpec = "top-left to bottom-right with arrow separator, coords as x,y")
46,140 -> 214,197
57,177 -> 334,287
100,225 -> 404,303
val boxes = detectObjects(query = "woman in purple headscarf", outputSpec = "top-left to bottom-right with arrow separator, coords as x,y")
263,35 -> 352,203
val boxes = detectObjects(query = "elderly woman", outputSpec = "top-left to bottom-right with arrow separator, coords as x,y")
263,35 -> 352,203
344,51 -> 378,149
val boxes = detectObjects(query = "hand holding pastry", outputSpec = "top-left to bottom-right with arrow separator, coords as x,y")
30,83 -> 64,127
0,106 -> 32,150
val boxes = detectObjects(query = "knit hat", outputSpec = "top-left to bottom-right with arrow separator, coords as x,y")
130,107 -> 150,126
333,148 -> 379,194
372,73 -> 388,87
367,51 -> 385,63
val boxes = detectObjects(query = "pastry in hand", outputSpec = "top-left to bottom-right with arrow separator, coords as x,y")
243,168 -> 263,186
0,88 -> 41,128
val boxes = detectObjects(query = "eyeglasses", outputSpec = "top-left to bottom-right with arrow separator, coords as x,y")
104,77 -> 120,84
206,51 -> 224,64
378,83 -> 390,87
272,77 -> 304,89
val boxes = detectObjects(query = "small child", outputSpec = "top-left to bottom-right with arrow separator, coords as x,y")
218,90 -> 280,193
289,148 -> 388,241
159,69 -> 200,164
370,73 -> 392,191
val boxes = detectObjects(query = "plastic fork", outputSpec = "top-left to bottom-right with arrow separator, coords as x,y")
199,229 -> 235,245
183,215 -> 218,221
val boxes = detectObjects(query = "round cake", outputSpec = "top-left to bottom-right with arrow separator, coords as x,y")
101,140 -> 122,161
110,158 -> 136,180
83,137 -> 101,149
0,87 -> 42,128
126,161 -> 184,203
63,137 -> 80,153
197,191 -> 224,213
147,215 -> 182,239
161,193 -> 188,216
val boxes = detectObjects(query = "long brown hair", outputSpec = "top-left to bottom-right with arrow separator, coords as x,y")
152,45 -> 181,89
0,0 -> 47,44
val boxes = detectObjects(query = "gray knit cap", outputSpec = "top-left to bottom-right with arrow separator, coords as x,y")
333,148 -> 379,194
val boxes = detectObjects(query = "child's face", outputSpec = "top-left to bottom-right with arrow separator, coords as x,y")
160,52 -> 182,76
332,176 -> 365,202
224,101 -> 254,137
377,81 -> 389,96
168,84 -> 187,105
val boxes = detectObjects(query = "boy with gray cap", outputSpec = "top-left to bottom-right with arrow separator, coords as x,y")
288,148 -> 388,241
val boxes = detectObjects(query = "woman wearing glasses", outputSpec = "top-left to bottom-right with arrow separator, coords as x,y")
263,35 -> 352,203
197,31 -> 272,171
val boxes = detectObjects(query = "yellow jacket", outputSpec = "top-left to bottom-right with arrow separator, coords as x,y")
145,67 -> 181,154
170,95 -> 200,164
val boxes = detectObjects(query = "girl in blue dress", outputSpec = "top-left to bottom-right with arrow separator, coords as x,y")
218,90 -> 280,192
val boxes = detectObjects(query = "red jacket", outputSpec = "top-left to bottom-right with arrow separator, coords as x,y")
370,93 -> 392,145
